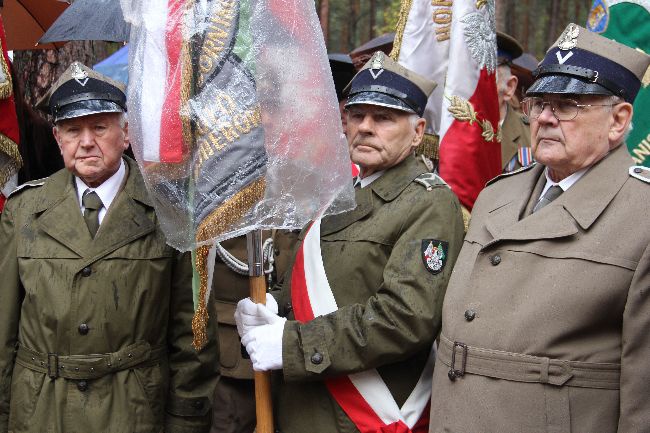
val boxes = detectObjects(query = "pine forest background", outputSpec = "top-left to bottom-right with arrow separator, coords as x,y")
13,0 -> 593,109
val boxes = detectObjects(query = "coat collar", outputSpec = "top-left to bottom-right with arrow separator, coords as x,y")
35,157 -> 156,258
320,155 -> 425,236
483,145 -> 632,244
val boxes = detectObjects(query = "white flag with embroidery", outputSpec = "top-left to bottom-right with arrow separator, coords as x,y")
392,0 -> 452,134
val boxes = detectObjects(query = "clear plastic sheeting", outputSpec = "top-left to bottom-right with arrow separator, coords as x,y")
120,0 -> 355,251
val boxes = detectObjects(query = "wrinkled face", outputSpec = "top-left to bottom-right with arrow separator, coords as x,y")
530,94 -> 618,180
346,104 -> 424,175
53,112 -> 129,187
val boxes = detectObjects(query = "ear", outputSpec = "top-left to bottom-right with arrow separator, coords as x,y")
122,121 -> 130,151
608,102 -> 633,149
52,126 -> 64,154
502,75 -> 518,103
411,117 -> 426,149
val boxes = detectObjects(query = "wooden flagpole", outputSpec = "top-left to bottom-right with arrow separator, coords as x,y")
246,230 -> 274,433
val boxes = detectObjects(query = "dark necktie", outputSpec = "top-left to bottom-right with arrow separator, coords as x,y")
82,190 -> 103,237
533,185 -> 563,213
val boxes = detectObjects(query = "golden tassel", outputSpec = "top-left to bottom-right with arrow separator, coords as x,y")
389,0 -> 414,61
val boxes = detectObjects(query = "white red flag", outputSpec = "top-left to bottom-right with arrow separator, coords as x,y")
393,0 -> 501,210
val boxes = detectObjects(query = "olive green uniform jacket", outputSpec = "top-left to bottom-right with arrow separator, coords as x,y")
500,106 -> 531,172
429,145 -> 650,433
0,157 -> 219,433
272,156 -> 465,433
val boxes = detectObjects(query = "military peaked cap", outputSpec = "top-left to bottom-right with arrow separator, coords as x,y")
497,31 -> 523,63
344,52 -> 436,117
528,23 -> 650,103
36,61 -> 127,122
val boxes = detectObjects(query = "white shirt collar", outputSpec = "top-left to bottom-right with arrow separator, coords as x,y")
539,166 -> 589,199
355,170 -> 385,189
76,159 -> 126,222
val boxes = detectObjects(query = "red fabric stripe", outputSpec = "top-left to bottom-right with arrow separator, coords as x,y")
439,69 -> 501,210
0,17 -> 20,146
158,0 -> 185,163
290,226 -> 315,323
325,376 -> 389,433
0,193 -> 6,213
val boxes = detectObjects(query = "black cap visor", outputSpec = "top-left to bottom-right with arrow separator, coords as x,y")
345,91 -> 416,115
526,74 -> 614,98
54,100 -> 125,123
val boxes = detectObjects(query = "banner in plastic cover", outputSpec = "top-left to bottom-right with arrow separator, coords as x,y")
120,0 -> 355,252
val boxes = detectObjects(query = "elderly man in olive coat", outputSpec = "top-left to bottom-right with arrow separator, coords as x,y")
236,52 -> 465,433
0,62 -> 219,433
428,25 -> 650,433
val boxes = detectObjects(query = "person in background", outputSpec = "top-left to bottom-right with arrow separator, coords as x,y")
0,62 -> 219,433
496,31 -> 533,173
428,24 -> 650,433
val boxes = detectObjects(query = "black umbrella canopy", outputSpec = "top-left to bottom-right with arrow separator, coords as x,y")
39,0 -> 129,44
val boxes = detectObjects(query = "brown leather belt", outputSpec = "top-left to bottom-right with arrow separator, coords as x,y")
16,341 -> 166,380
438,335 -> 620,390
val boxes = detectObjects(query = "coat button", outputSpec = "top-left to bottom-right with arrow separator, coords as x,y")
490,254 -> 501,266
634,167 -> 643,174
81,266 -> 92,277
311,352 -> 323,365
464,309 -> 476,322
77,381 -> 88,392
193,400 -> 204,410
78,323 -> 90,335
284,302 -> 293,313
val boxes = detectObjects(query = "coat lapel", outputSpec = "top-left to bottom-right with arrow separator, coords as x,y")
484,146 -> 632,246
90,158 -> 155,259
37,170 -> 92,257
320,156 -> 425,236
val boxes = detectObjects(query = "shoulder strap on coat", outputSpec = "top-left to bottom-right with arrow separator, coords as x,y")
413,172 -> 448,191
629,166 -> 650,184
486,162 -> 537,187
7,179 -> 46,198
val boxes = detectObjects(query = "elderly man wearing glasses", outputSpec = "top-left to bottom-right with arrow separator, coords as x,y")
427,24 -> 650,433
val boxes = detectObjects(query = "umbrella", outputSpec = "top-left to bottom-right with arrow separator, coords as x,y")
0,0 -> 69,50
94,44 -> 128,85
39,0 -> 129,44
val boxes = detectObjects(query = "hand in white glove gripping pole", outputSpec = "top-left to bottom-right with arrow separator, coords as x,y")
235,295 -> 286,371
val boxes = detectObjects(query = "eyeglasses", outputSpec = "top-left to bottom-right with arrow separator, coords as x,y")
521,97 -> 616,121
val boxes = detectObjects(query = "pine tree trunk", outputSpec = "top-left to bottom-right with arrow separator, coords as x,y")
319,0 -> 330,45
13,41 -> 113,110
495,0 -> 507,32
369,0 -> 376,40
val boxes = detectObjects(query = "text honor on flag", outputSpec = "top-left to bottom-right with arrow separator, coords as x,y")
421,239 -> 449,275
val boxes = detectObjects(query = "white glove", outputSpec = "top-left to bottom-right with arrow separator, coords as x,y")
240,313 -> 286,371
234,294 -> 279,337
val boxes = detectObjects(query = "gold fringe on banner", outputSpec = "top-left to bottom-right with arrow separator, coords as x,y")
415,133 -> 440,162
389,0 -> 414,61
191,177 -> 267,349
0,51 -> 13,100
0,133 -> 22,188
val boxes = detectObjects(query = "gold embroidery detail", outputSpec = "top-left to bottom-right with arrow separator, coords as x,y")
476,0 -> 487,9
389,0 -> 414,60
0,133 -> 22,188
0,50 -> 12,100
191,244 -> 211,350
446,95 -> 497,142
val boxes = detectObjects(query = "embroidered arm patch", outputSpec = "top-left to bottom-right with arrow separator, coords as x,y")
421,239 -> 449,275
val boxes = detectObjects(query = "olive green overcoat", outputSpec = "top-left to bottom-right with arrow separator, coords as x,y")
272,156 -> 465,433
429,145 -> 650,433
0,157 -> 219,433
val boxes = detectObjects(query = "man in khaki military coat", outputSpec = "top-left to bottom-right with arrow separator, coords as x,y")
0,63 -> 219,433
235,52 -> 464,433
428,24 -> 650,433
496,32 -> 533,173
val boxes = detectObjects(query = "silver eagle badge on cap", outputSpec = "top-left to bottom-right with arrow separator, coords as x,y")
71,63 -> 89,86
558,24 -> 580,50
369,52 -> 384,80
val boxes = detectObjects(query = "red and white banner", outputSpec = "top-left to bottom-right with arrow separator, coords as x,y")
291,219 -> 433,433
140,0 -> 185,163
393,0 -> 501,210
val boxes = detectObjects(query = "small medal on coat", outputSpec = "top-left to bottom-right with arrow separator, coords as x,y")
422,239 -> 449,275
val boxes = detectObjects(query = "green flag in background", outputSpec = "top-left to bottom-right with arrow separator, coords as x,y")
587,0 -> 650,167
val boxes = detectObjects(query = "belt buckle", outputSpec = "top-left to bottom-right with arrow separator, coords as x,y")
47,353 -> 59,379
448,342 -> 468,381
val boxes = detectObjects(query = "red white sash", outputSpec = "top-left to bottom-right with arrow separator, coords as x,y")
291,218 -> 434,433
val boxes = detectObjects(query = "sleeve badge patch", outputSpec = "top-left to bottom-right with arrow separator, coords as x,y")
422,239 -> 449,275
